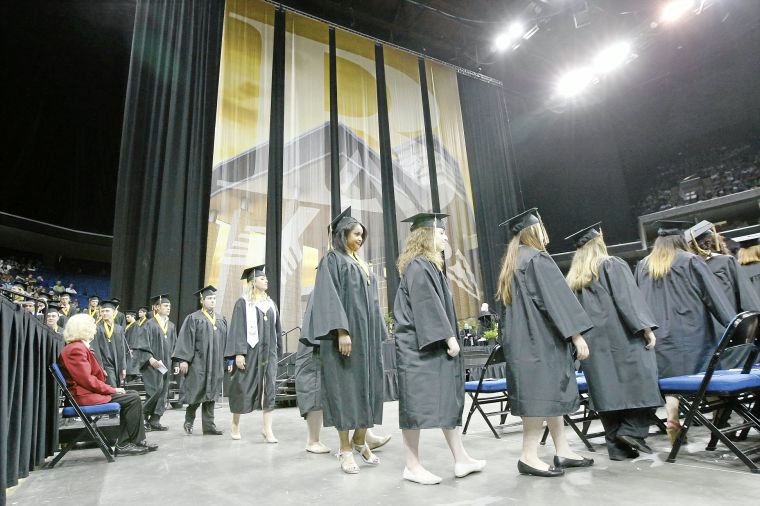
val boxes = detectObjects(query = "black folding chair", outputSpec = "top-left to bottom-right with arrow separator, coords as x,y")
463,345 -> 514,438
46,363 -> 121,468
538,373 -> 598,452
659,311 -> 760,473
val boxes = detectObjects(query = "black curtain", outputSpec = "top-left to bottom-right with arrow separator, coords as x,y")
458,75 -> 522,312
1,297 -> 64,504
418,58 -> 441,212
110,0 -> 225,322
328,28 -> 341,218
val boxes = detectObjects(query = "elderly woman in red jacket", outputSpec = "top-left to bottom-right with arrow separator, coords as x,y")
58,313 -> 157,456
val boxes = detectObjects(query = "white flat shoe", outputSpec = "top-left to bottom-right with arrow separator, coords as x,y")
338,451 -> 360,474
230,425 -> 241,440
403,467 -> 442,485
366,434 -> 392,451
352,442 -> 380,465
454,459 -> 486,478
261,430 -> 278,444
306,442 -> 332,454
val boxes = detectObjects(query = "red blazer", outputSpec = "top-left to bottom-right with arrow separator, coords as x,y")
58,341 -> 116,406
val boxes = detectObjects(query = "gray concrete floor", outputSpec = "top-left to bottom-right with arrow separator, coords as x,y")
7,399 -> 760,506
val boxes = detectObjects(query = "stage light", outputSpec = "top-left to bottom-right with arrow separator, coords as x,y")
592,41 -> 633,74
556,68 -> 594,98
493,21 -> 525,51
660,0 -> 696,23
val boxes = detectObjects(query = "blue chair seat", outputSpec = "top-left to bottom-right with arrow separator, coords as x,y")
61,402 -> 121,418
575,373 -> 588,394
465,378 -> 507,393
659,373 -> 760,394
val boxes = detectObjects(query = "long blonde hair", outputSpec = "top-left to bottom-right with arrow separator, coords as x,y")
643,235 -> 688,279
566,235 -> 610,291
739,245 -> 760,265
497,222 -> 548,304
397,228 -> 444,274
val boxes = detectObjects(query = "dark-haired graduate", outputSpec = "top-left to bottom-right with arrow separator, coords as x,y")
132,294 -> 177,431
565,223 -> 661,460
173,285 -> 228,436
124,309 -> 142,379
394,213 -> 485,485
91,299 -> 128,388
300,207 -> 385,475
635,220 -> 734,443
225,265 -> 282,442
497,208 -> 594,477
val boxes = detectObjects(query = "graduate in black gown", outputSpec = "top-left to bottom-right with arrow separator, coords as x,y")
300,207 -> 385,474
132,294 -> 177,431
124,309 -> 142,379
635,220 -> 734,443
57,292 -> 77,328
565,223 -> 661,460
497,209 -> 594,477
45,303 -> 64,336
173,285 -> 227,436
91,299 -> 128,388
85,295 -> 101,322
112,298 -> 127,328
737,233 -> 760,297
394,213 -> 485,485
225,265 -> 282,442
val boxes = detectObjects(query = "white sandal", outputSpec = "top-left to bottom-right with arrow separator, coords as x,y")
337,451 -> 360,474
352,442 -> 380,465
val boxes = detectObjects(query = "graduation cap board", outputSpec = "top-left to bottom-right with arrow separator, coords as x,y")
99,299 -> 117,309
125,309 -> 137,316
195,285 -> 218,297
734,233 -> 760,247
564,222 -> 602,249
499,208 -> 543,237
655,220 -> 692,237
401,212 -> 448,232
151,294 -> 170,305
241,265 -> 266,281
684,220 -> 715,242
46,303 -> 62,314
138,306 -> 149,313
327,207 -> 367,247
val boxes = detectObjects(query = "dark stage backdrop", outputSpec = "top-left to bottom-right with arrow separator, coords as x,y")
0,298 -> 64,504
110,0 -> 225,320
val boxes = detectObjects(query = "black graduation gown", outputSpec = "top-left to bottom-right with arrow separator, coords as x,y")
635,250 -> 735,377
500,247 -> 593,417
132,316 -> 177,416
173,310 -> 228,405
225,298 -> 282,414
300,250 -> 385,431
57,306 -> 76,328
575,257 -> 662,412
114,311 -> 127,328
294,341 -> 321,418
740,261 -> 760,298
91,321 -> 127,388
124,321 -> 142,376
394,257 -> 464,429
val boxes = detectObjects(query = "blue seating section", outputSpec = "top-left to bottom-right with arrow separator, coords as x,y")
465,378 -> 507,393
575,372 -> 588,393
659,372 -> 760,393
61,403 -> 121,418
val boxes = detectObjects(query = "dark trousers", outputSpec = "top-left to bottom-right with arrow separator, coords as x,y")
143,377 -> 170,420
111,391 -> 146,446
599,408 -> 653,458
185,401 -> 217,432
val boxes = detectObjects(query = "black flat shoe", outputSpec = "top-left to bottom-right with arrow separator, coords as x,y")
517,460 -> 564,477
608,443 -> 639,461
183,421 -> 193,435
203,429 -> 223,436
137,440 -> 159,452
616,435 -> 653,454
115,444 -> 149,457
553,455 -> 594,468
149,423 -> 169,432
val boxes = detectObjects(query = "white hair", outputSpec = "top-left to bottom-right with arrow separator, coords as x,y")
63,314 -> 97,344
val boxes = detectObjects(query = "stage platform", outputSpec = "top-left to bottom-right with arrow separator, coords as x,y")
7,399 -> 760,505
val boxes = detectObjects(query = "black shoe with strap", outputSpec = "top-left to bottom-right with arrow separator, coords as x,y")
616,435 -> 653,454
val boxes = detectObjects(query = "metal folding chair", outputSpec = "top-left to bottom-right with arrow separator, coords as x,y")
462,345 -> 513,438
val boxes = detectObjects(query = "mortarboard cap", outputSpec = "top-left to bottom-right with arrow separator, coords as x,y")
125,309 -> 137,316
401,212 -> 448,232
564,222 -> 602,249
195,285 -> 218,297
734,233 -> 760,247
241,265 -> 266,281
138,306 -> 149,313
328,207 -> 352,234
684,220 -> 714,242
99,299 -> 117,309
151,294 -> 170,305
88,295 -> 100,301
499,208 -> 541,236
111,298 -> 121,305
46,303 -> 62,314
656,220 -> 692,237
13,277 -> 27,288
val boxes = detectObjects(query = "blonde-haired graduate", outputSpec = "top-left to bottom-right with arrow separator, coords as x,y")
634,220 -> 734,443
497,208 -> 594,477
736,232 -> 760,296
393,213 -> 485,485
565,223 -> 661,460
225,264 -> 282,442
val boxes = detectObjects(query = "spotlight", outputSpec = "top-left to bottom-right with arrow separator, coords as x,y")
592,41 -> 633,74
493,21 -> 525,51
556,68 -> 594,98
660,0 -> 696,23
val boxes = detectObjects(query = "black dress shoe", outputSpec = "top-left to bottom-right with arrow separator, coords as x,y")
608,442 -> 639,461
115,444 -> 149,457
553,455 -> 594,468
143,421 -> 153,432
184,421 -> 194,435
137,440 -> 159,452
517,460 -> 564,477
203,428 -> 223,436
617,435 -> 653,454
149,423 -> 169,432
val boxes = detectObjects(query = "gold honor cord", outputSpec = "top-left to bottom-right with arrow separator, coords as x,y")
202,308 -> 217,330
126,321 -> 135,332
157,317 -> 169,337
104,321 -> 114,342
138,317 -> 147,326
